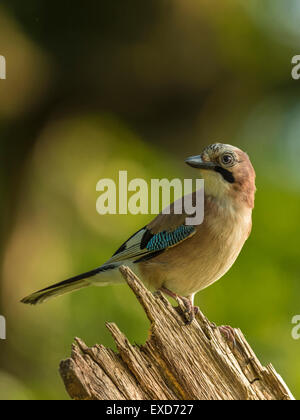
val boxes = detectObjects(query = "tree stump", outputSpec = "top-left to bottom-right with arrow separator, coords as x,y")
59,266 -> 294,400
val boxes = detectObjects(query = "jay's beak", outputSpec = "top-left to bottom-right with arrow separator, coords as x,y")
185,155 -> 216,170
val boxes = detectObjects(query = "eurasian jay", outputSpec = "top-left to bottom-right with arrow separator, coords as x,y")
22,143 -> 256,326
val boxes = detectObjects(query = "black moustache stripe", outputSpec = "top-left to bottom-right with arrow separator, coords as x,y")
214,166 -> 235,183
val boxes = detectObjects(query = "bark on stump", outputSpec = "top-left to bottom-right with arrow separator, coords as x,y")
59,266 -> 294,400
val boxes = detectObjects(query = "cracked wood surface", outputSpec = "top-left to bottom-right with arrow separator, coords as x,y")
59,266 -> 294,400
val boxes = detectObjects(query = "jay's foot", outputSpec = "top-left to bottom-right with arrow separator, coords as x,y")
180,296 -> 195,324
159,287 -> 198,324
218,325 -> 237,347
193,306 -> 200,316
183,304 -> 200,324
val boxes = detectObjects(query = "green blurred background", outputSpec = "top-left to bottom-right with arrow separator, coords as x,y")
0,0 -> 300,400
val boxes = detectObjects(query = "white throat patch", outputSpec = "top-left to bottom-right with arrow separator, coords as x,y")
201,170 -> 231,200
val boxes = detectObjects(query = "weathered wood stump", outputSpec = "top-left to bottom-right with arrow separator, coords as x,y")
59,266 -> 294,400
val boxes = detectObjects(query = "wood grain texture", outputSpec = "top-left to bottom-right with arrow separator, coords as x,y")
59,266 -> 294,400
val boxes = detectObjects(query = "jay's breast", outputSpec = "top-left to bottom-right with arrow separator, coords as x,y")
138,213 -> 251,297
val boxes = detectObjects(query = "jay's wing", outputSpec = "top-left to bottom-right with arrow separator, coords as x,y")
107,210 -> 196,264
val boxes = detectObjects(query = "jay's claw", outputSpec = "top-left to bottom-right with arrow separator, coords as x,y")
193,306 -> 200,316
159,287 -> 198,324
178,296 -> 194,324
181,299 -> 199,324
219,325 -> 237,347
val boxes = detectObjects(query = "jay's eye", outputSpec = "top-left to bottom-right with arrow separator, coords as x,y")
221,153 -> 234,166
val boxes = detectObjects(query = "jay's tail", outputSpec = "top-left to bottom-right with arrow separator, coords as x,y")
21,264 -> 117,305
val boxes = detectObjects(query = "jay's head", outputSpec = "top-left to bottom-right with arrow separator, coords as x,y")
185,143 -> 256,208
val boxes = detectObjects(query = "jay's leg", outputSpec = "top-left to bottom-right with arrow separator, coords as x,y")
159,287 -> 198,324
158,288 -> 236,342
158,287 -> 235,340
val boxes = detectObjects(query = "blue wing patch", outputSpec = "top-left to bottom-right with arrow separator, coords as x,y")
146,225 -> 195,251
109,225 -> 195,265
